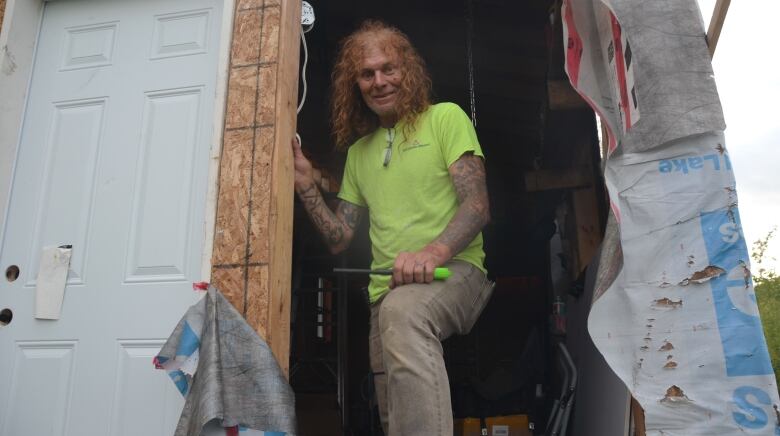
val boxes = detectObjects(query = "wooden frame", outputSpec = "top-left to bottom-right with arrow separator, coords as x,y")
266,0 -> 300,375
706,0 -> 730,57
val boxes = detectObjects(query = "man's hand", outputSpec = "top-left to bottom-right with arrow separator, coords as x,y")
389,243 -> 451,288
292,136 -> 314,193
292,136 -> 365,254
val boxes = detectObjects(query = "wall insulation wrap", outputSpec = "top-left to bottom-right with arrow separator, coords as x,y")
562,0 -> 780,434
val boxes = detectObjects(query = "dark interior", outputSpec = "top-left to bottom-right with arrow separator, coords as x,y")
290,1 -> 605,434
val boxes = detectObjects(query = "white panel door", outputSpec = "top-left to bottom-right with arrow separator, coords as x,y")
0,0 -> 222,434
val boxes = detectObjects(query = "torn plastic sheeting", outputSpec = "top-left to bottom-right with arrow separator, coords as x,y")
595,111 -> 780,435
680,265 -> 726,285
564,0 -> 725,156
155,286 -> 297,436
563,0 -> 780,434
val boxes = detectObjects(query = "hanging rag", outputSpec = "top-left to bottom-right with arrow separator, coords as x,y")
154,286 -> 297,436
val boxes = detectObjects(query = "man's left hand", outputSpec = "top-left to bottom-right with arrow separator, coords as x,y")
389,243 -> 451,288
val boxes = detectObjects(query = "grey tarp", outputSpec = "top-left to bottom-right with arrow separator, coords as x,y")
156,286 -> 297,436
603,0 -> 725,152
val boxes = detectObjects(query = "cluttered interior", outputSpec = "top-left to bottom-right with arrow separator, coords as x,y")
289,0 -> 606,434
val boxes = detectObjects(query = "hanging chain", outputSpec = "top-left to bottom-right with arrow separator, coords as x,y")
466,0 -> 477,127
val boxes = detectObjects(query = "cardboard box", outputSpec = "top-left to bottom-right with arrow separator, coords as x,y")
454,417 -> 482,436
486,414 -> 531,436
455,415 -> 531,436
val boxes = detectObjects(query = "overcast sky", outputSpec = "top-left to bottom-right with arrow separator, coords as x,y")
696,0 -> 780,273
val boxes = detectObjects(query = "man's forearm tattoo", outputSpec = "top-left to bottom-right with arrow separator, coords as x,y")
298,183 -> 344,247
435,154 -> 490,257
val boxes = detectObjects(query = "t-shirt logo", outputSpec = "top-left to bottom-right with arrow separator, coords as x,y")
401,139 -> 430,153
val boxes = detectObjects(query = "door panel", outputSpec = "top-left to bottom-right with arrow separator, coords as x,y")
125,87 -> 202,283
27,98 -> 105,287
3,341 -> 77,436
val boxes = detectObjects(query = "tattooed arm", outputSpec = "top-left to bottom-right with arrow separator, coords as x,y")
296,184 -> 364,253
391,152 -> 489,287
292,139 -> 364,254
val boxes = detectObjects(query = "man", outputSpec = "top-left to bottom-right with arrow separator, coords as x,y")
292,20 -> 493,435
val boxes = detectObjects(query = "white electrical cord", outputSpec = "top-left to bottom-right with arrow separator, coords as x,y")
296,0 -> 314,115
296,1 -> 314,154
297,25 -> 310,114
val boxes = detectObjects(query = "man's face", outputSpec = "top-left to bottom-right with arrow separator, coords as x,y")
356,43 -> 402,127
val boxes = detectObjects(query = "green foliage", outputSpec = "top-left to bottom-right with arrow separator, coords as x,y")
751,226 -> 777,286
755,278 -> 780,391
751,227 -> 780,391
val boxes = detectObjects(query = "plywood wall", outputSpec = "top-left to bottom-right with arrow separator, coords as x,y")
211,0 -> 300,375
0,0 -> 6,34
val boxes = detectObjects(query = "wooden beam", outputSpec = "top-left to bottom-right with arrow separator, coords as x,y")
0,0 -> 6,35
267,0 -> 301,378
548,80 -> 589,110
524,167 -> 592,192
572,186 -> 601,274
599,120 -> 610,159
706,0 -> 730,57
631,397 -> 647,436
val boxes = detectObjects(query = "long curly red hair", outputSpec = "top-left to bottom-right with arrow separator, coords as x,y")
331,20 -> 432,149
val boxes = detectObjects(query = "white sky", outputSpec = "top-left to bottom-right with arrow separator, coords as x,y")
697,0 -> 780,273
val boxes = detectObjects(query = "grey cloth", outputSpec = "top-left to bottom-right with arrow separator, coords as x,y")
157,286 -> 297,436
605,0 -> 725,153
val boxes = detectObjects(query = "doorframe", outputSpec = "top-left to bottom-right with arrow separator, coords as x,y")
0,0 -> 44,254
0,0 -> 234,281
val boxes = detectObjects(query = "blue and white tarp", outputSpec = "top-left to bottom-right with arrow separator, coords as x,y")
562,0 -> 780,434
154,286 -> 296,436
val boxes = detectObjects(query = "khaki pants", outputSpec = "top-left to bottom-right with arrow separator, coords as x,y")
369,261 -> 494,436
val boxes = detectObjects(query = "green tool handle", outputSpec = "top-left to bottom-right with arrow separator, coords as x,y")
333,267 -> 451,280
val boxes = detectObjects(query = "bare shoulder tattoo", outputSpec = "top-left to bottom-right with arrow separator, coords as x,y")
450,153 -> 487,204
337,200 -> 364,230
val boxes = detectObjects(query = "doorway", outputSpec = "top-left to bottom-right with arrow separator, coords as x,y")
290,1 -> 605,434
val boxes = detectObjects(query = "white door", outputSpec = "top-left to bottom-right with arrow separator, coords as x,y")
0,0 -> 222,434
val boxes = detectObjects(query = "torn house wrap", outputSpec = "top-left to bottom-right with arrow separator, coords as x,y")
562,0 -> 780,434
154,286 -> 296,436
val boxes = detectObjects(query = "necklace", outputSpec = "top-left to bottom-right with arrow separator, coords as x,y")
383,127 -> 395,167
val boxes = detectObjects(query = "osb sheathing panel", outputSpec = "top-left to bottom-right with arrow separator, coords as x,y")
212,1 -> 299,374
259,6 -> 280,63
213,128 -> 253,266
249,126 -> 273,263
225,66 -> 259,129
231,9 -> 262,66
246,265 -> 270,339
0,0 -> 6,34
237,0 -> 263,11
212,266 -> 246,314
256,65 -> 277,125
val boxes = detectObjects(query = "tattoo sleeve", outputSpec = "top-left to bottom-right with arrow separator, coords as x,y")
432,153 -> 490,259
297,182 -> 364,253
337,200 -> 364,231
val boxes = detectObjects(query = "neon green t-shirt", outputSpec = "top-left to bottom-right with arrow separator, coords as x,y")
337,102 -> 486,303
